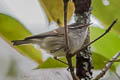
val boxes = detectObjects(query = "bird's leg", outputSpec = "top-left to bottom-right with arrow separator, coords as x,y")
54,57 -> 68,65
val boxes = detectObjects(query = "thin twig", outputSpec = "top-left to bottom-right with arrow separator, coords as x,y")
72,19 -> 118,56
93,52 -> 120,80
63,0 -> 77,80
107,59 -> 120,63
54,57 -> 68,65
104,59 -> 120,63
64,0 -> 69,50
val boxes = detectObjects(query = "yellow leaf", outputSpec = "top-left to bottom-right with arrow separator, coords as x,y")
39,0 -> 74,27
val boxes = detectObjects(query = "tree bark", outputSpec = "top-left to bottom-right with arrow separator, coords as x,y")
73,0 -> 93,79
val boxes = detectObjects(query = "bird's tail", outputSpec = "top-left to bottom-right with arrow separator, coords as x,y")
11,40 -> 32,46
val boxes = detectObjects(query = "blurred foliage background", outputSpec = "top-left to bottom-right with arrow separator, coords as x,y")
0,0 -> 120,80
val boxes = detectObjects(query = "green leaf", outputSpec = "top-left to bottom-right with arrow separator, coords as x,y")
92,52 -> 115,71
36,56 -> 76,69
37,51 -> 116,72
0,13 -> 42,63
36,57 -> 67,68
91,27 -> 120,67
92,0 -> 120,34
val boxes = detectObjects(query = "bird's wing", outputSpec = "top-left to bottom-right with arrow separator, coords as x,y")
25,27 -> 64,40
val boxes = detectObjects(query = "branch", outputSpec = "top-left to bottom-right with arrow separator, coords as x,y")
93,52 -> 120,80
63,0 -> 77,80
72,18 -> 118,56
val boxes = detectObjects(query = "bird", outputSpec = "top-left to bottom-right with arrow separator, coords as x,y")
11,23 -> 90,58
